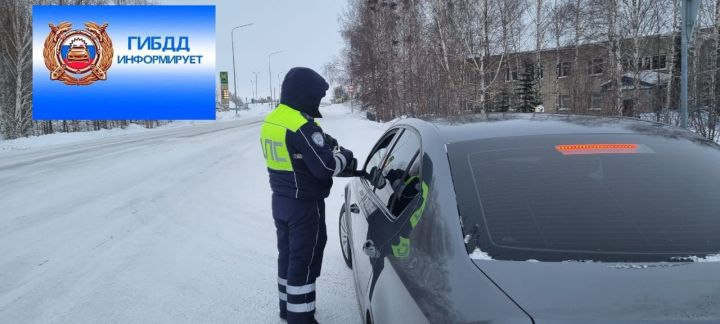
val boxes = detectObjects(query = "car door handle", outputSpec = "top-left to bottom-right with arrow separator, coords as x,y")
349,203 -> 360,214
363,240 -> 379,258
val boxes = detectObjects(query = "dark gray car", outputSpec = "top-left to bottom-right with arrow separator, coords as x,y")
338,114 -> 720,323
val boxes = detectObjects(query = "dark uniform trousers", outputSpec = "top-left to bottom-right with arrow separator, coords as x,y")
273,194 -> 327,323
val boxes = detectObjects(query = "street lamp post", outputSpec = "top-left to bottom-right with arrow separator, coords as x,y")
252,71 -> 261,101
680,0 -> 699,129
277,70 -> 285,93
268,50 -> 283,105
231,23 -> 253,109
250,79 -> 255,103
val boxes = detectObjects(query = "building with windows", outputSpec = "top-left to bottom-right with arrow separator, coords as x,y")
479,33 -> 681,116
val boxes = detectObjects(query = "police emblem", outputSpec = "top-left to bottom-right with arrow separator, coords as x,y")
43,22 -> 113,85
311,132 -> 325,147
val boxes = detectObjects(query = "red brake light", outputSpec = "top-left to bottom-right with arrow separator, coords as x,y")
556,144 -> 639,155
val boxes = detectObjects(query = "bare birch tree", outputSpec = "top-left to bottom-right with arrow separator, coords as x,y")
0,0 -> 33,139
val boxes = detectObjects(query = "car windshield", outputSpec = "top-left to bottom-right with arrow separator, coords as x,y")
448,133 -> 720,262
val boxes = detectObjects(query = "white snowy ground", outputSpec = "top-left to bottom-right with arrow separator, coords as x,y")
0,104 -> 273,152
0,103 -> 387,323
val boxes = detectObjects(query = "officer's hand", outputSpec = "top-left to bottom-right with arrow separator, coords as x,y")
335,148 -> 357,177
338,147 -> 354,164
324,133 -> 339,150
337,158 -> 358,177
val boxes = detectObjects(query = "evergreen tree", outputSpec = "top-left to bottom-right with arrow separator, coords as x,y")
493,87 -> 511,112
515,61 -> 542,112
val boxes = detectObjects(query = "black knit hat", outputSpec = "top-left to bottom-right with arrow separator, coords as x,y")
280,67 -> 329,118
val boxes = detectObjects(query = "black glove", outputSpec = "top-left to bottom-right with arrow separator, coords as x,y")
336,158 -> 358,177
338,147 -> 354,165
335,147 -> 357,177
324,133 -> 339,150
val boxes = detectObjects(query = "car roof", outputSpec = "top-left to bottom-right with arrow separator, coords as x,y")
394,113 -> 703,144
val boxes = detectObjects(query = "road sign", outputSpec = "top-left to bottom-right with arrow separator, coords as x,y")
220,71 -> 229,110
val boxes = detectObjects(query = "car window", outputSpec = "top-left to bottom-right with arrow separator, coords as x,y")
388,156 -> 421,216
373,129 -> 421,217
363,129 -> 400,176
448,134 -> 720,262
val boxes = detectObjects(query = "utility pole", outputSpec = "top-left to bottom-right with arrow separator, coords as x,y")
680,0 -> 698,129
250,79 -> 255,102
277,71 -> 285,92
252,71 -> 261,101
268,51 -> 283,106
231,23 -> 253,109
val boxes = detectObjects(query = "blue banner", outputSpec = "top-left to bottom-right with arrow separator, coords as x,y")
32,5 -> 216,120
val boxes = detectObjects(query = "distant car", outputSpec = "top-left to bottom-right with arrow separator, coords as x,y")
338,114 -> 720,323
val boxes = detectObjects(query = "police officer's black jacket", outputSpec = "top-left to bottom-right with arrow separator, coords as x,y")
260,67 -> 345,200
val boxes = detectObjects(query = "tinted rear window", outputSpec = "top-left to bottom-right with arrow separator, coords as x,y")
449,134 -> 720,262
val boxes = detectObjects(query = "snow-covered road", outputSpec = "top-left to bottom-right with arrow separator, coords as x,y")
0,104 -> 387,323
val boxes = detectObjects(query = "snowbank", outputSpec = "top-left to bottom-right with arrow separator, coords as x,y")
0,124 -> 171,152
0,103 -> 273,152
214,103 -> 275,121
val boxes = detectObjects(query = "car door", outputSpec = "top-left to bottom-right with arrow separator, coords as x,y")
360,128 -> 423,305
347,128 -> 401,308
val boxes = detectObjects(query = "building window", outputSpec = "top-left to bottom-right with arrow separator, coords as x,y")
484,71 -> 495,83
536,63 -> 544,79
622,56 -> 665,71
641,57 -> 652,70
621,58 -> 634,71
590,94 -> 603,110
557,62 -> 572,78
652,55 -> 667,70
558,95 -> 572,111
505,67 -> 518,82
589,58 -> 604,75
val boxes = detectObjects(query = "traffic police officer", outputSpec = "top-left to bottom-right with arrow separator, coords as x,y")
260,67 -> 354,323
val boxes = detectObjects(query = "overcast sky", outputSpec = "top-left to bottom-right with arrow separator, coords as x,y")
159,0 -> 346,101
